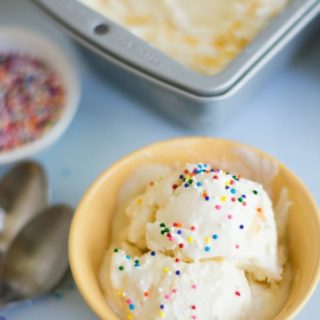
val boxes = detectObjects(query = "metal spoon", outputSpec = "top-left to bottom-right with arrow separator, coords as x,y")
0,162 -> 49,260
0,205 -> 73,308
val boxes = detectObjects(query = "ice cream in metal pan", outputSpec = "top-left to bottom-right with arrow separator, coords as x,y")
32,0 -> 320,127
32,0 -> 319,96
79,0 -> 290,76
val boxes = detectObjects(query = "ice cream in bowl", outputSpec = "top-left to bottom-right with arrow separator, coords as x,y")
69,137 -> 320,320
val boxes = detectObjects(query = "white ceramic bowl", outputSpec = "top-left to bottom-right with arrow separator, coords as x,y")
0,27 -> 80,164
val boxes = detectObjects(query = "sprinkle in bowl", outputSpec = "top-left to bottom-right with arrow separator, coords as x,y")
0,27 -> 80,164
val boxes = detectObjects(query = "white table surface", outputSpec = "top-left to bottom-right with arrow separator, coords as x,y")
0,0 -> 319,319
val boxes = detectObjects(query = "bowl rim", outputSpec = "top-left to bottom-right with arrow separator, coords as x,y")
0,27 -> 81,164
69,136 -> 320,320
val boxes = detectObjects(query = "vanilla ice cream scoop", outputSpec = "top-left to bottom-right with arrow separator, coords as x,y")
108,249 -> 251,320
101,163 -> 290,320
127,163 -> 280,280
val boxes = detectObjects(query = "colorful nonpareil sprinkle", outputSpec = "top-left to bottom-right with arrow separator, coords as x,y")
0,53 -> 65,152
187,236 -> 194,243
163,267 -> 170,273
134,259 -> 140,267
204,237 -> 211,244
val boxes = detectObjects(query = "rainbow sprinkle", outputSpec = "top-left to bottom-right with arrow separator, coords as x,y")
0,53 -> 65,152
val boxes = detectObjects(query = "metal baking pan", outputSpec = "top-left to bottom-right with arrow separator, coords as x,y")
32,0 -> 320,127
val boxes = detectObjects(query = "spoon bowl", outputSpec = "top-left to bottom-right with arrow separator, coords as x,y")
0,162 -> 48,260
0,205 -> 73,307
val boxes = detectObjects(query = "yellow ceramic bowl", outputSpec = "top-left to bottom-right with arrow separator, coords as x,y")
69,137 -> 320,320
